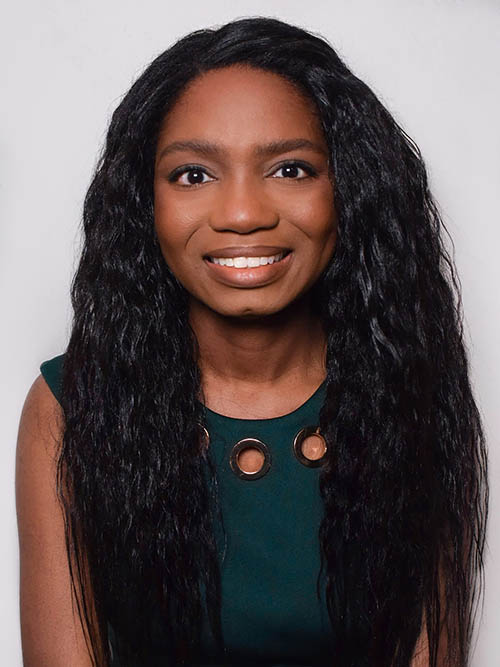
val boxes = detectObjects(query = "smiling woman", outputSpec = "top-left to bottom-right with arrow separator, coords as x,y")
16,15 -> 487,667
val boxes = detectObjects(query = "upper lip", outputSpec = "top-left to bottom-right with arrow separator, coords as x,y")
204,246 -> 291,258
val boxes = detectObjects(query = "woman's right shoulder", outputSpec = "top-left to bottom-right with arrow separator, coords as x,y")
16,353 -> 66,486
19,351 -> 66,447
17,355 -> 66,481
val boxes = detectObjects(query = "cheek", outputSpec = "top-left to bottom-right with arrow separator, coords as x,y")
154,197 -> 197,259
285,188 -> 337,245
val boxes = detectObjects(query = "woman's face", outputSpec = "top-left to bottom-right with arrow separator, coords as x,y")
154,65 -> 337,319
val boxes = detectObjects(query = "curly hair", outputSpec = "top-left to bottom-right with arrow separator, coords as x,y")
58,16 -> 487,666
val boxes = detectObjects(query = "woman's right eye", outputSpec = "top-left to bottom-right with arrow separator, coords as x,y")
168,166 -> 215,186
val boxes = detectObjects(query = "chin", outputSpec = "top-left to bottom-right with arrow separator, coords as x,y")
215,306 -> 277,320
209,296 -> 299,321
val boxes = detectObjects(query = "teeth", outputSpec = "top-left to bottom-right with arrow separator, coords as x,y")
210,252 -> 285,267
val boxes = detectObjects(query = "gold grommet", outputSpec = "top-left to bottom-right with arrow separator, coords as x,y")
229,438 -> 271,480
293,426 -> 327,467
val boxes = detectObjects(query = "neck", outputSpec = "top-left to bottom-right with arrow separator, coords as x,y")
189,295 -> 327,416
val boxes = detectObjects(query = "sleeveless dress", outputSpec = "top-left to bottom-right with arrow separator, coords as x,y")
40,354 -> 335,666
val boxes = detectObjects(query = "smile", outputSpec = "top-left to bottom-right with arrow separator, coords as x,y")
207,251 -> 287,267
203,250 -> 293,288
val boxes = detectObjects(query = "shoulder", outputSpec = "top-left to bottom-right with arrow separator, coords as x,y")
16,357 -> 66,517
18,352 -> 66,458
16,369 -> 64,511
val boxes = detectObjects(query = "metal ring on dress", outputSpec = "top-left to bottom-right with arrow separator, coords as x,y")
229,437 -> 272,480
293,426 -> 327,468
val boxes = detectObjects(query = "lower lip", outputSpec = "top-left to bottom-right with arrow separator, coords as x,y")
203,252 -> 293,288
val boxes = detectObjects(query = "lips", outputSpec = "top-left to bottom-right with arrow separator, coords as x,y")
203,248 -> 293,288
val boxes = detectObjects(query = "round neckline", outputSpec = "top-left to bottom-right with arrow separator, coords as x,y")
200,378 -> 327,424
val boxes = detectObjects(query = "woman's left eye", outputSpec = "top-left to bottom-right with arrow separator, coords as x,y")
271,162 -> 316,180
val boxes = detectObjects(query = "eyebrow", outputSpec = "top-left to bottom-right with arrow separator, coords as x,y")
157,138 -> 328,162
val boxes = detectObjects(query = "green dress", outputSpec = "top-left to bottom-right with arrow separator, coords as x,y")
40,354 -> 335,666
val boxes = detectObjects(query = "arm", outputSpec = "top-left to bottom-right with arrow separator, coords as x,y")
411,628 -> 430,667
410,605 -> 450,667
16,374 -> 95,666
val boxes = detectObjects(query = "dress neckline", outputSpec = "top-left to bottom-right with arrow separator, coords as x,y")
200,378 -> 327,425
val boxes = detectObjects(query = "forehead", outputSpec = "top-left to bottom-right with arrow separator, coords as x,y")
157,65 -> 325,149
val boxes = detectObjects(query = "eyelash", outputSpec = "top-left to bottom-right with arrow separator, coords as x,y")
167,161 -> 318,186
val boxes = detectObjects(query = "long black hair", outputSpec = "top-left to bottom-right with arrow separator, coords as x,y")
58,16 -> 487,666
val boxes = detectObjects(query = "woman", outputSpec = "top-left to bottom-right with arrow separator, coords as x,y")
16,16 -> 487,667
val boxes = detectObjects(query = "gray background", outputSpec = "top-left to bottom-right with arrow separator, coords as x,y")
2,0 -> 499,663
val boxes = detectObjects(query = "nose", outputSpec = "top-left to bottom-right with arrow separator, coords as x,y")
209,177 -> 279,233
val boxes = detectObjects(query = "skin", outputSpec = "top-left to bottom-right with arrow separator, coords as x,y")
16,64 -> 433,665
16,377 -> 94,666
154,65 -> 337,418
